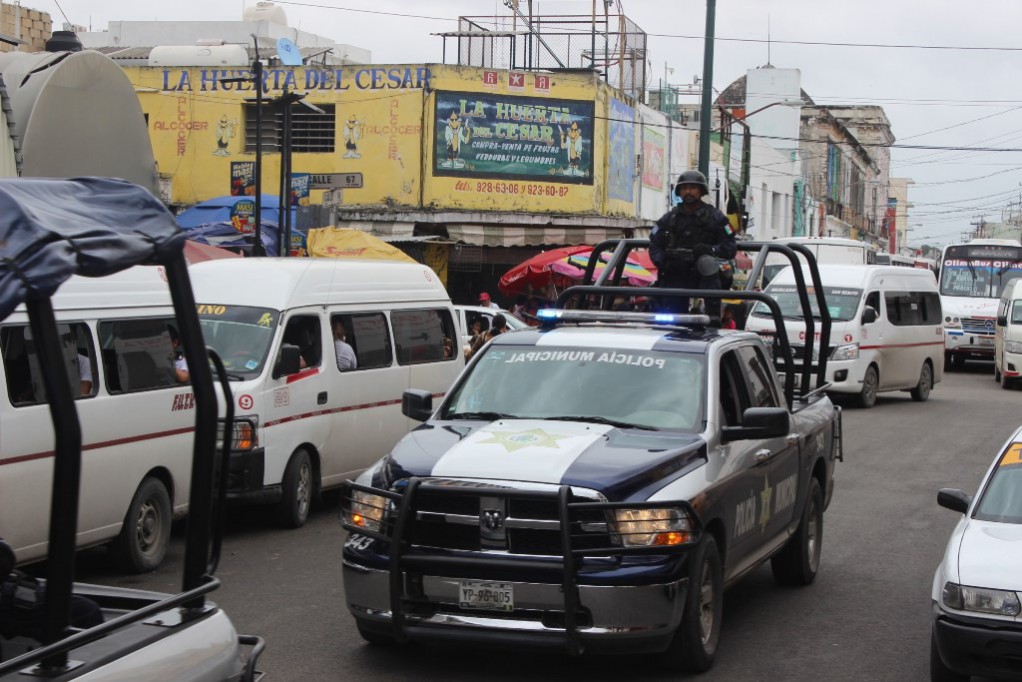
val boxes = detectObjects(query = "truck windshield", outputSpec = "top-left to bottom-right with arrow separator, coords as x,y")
442,345 -> 705,431
751,286 -> 863,322
198,304 -> 279,378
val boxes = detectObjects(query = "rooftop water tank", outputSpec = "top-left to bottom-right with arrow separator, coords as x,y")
243,1 -> 288,26
148,45 -> 250,67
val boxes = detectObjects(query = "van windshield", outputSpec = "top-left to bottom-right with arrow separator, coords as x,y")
751,286 -> 863,322
198,304 -> 279,378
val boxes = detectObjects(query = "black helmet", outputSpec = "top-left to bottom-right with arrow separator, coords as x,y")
674,169 -> 709,197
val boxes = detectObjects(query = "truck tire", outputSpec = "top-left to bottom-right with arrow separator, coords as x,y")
944,352 -> 952,372
930,630 -> 968,682
112,477 -> 171,573
857,365 -> 879,409
278,448 -> 313,528
910,362 -> 932,402
662,536 -> 722,673
1001,372 -> 1014,390
771,477 -> 823,586
994,364 -> 1002,382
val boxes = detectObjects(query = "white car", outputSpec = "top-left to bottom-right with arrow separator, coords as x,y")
453,305 -> 528,346
931,426 -> 1022,681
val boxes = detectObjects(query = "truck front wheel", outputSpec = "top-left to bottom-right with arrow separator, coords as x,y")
662,536 -> 722,673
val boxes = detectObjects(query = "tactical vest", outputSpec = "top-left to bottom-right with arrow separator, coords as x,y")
665,206 -> 721,250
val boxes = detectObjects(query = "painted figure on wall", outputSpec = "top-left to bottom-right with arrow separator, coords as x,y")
214,115 -> 238,157
560,121 -> 584,176
441,111 -> 472,169
342,114 -> 365,159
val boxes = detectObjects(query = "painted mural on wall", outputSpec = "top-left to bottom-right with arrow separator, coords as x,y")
641,127 -> 665,190
607,98 -> 634,202
433,91 -> 594,184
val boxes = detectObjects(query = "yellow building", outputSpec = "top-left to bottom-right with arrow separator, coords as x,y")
126,62 -> 657,301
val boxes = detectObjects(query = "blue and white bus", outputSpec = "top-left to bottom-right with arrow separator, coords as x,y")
939,238 -> 1022,369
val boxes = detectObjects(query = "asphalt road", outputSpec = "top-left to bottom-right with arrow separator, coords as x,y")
72,360 -> 1019,681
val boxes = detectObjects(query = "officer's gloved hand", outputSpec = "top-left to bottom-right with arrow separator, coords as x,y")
693,243 -> 714,258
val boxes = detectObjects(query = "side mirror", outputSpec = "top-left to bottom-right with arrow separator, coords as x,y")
861,306 -> 878,324
272,343 -> 302,379
721,406 -> 790,443
402,389 -> 434,422
997,315 -> 1008,327
937,488 -> 971,514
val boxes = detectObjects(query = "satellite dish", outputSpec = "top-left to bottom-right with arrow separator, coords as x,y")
276,37 -> 302,66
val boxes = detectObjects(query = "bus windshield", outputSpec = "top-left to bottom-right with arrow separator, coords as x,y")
939,244 -> 1022,299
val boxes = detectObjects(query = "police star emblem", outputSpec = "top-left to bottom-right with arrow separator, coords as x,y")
479,428 -> 573,452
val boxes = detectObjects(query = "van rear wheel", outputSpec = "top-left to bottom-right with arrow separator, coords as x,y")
910,362 -> 932,402
278,448 -> 313,528
112,477 -> 171,573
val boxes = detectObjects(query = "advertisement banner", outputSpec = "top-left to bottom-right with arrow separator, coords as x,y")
229,198 -> 256,233
886,198 -> 897,253
433,90 -> 594,184
607,99 -> 634,202
642,127 -> 665,190
291,172 -> 311,206
230,161 -> 255,196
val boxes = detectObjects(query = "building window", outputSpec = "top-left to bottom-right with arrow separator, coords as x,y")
243,103 -> 336,153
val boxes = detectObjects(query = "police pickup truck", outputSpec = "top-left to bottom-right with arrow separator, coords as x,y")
340,241 -> 842,673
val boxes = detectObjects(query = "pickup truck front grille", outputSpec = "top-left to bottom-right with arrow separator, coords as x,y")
406,484 -> 611,556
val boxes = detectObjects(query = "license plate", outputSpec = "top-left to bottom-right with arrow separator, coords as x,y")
459,581 -> 514,611
977,337 -> 995,347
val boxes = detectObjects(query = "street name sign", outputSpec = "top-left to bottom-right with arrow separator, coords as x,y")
310,172 -> 363,190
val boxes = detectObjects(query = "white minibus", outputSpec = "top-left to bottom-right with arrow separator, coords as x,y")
188,258 -> 463,527
994,278 -> 1022,388
1,267 -> 196,571
745,265 -> 943,408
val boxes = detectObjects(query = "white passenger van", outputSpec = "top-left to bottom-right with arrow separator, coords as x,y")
760,237 -> 876,286
994,278 -> 1022,388
1,267 -> 196,571
746,264 -> 943,408
187,258 -> 463,527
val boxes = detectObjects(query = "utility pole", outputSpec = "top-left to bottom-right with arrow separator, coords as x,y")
697,0 -> 716,177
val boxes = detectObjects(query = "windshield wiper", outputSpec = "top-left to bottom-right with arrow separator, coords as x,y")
225,372 -> 246,381
546,415 -> 656,431
445,411 -> 519,421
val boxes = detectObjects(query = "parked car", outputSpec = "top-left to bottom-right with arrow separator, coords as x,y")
453,304 -> 527,346
931,425 -> 1022,681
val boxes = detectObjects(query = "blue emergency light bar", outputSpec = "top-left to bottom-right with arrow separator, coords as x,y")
537,308 -> 711,328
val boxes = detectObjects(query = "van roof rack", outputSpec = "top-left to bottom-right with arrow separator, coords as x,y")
561,238 -> 832,408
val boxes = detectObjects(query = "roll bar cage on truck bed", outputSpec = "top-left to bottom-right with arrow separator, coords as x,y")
577,237 -> 833,406
0,178 -> 262,680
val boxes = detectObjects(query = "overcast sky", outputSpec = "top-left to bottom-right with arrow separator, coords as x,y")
42,0 -> 1022,247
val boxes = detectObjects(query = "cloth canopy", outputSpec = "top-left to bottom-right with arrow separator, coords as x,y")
306,227 -> 417,263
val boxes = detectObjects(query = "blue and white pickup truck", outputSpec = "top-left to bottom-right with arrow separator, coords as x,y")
340,242 -> 843,673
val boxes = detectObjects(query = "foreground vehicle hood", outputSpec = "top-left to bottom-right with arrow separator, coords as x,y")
957,520 -> 1022,591
383,419 -> 705,501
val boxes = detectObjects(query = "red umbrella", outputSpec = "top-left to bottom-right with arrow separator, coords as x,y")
498,246 -> 655,298
183,240 -> 243,264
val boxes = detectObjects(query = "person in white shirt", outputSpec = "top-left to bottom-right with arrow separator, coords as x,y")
78,353 -> 93,396
478,292 -> 500,309
333,320 -> 357,371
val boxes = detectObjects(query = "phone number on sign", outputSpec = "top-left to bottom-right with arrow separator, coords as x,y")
454,180 -> 570,197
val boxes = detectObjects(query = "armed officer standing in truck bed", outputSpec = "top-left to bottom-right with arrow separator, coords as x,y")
650,170 -> 737,318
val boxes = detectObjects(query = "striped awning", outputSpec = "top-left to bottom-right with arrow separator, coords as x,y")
446,224 -> 650,247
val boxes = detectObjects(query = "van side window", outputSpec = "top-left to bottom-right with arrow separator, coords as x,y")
392,309 -> 457,365
331,313 -> 392,370
1,323 -> 96,406
865,291 -> 881,316
282,315 -> 322,368
885,291 -> 941,326
98,319 -> 178,393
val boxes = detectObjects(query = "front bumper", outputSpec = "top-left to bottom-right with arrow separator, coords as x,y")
945,330 -> 995,357
932,605 -> 1022,680
344,560 -> 686,653
225,447 -> 282,504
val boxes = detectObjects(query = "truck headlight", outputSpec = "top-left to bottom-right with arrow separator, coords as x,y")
831,343 -> 859,361
217,416 -> 257,451
347,490 -> 390,531
942,582 -> 1021,616
944,316 -> 961,329
1005,340 -> 1022,354
612,507 -> 695,547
